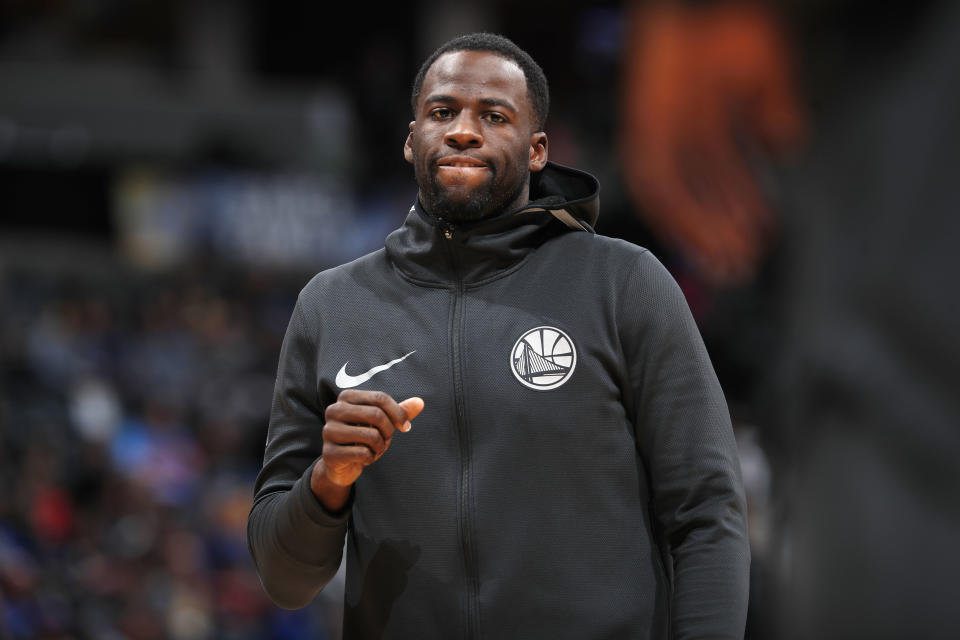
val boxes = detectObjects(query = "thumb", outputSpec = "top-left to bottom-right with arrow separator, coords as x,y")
398,397 -> 425,431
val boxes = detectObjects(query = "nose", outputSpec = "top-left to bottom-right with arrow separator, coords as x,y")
444,115 -> 483,149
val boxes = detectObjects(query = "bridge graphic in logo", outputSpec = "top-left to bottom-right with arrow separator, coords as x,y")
510,326 -> 577,390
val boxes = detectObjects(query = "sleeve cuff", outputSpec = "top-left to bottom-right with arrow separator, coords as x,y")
295,459 -> 353,527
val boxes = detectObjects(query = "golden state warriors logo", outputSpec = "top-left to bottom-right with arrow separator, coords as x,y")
510,326 -> 577,390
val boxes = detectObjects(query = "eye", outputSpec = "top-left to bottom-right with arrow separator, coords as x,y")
484,112 -> 508,124
430,107 -> 455,121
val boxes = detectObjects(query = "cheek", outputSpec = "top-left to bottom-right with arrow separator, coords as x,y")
508,142 -> 532,173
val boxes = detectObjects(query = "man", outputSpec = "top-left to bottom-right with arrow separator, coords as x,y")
248,33 -> 749,639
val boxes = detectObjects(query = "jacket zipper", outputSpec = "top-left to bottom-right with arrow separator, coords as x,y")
440,219 -> 480,638
439,217 -> 455,240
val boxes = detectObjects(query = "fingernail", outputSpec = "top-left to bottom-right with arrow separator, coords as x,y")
402,421 -> 412,432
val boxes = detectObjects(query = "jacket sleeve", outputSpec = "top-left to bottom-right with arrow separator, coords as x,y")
620,250 -> 750,639
247,294 -> 349,609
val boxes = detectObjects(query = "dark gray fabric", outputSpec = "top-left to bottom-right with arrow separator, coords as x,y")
248,162 -> 749,638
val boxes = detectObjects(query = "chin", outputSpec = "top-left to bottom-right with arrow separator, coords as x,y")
421,172 -> 525,223
423,182 -> 495,222
430,196 -> 494,223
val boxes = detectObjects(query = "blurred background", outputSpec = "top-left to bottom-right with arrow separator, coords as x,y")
1,0 -> 957,638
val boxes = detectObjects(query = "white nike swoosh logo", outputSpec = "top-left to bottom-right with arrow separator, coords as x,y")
335,351 -> 416,389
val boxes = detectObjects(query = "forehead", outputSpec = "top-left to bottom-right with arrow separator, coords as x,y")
420,50 -> 531,111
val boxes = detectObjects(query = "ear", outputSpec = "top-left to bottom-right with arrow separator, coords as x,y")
529,132 -> 548,172
403,121 -> 416,164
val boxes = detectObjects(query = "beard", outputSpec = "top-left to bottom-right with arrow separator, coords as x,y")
416,156 -> 529,223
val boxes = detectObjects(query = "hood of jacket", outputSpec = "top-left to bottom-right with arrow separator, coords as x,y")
384,161 -> 600,286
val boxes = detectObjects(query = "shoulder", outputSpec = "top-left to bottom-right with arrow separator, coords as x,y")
550,231 -> 672,284
557,233 -> 691,326
294,248 -> 389,312
551,230 -> 649,260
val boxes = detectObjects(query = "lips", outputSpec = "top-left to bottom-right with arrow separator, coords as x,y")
431,155 -> 493,193
436,156 -> 488,169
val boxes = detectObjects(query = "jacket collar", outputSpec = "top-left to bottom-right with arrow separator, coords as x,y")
384,162 -> 600,286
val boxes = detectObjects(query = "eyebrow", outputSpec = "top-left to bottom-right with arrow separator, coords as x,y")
423,94 -> 518,113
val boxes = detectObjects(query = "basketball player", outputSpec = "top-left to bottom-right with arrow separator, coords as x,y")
248,33 -> 749,638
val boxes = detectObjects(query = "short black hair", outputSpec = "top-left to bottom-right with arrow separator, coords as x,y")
410,32 -> 550,131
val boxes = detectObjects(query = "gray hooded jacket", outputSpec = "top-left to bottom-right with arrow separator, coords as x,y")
248,162 -> 749,639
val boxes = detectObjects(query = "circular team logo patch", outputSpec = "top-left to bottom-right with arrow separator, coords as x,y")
510,326 -> 577,390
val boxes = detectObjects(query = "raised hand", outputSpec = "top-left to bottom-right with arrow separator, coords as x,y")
310,390 -> 424,512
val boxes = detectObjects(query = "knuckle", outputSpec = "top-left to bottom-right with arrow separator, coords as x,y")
326,430 -> 347,446
325,401 -> 344,421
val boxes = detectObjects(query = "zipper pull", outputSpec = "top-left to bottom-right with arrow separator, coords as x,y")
438,217 -> 454,240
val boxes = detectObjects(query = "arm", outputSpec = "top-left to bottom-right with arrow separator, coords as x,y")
621,251 -> 750,638
247,297 -> 345,609
247,296 -> 424,609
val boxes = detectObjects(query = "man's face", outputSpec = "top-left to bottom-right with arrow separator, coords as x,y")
404,50 -> 548,223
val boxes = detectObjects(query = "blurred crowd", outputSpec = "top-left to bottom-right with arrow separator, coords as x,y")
0,261 -> 343,638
